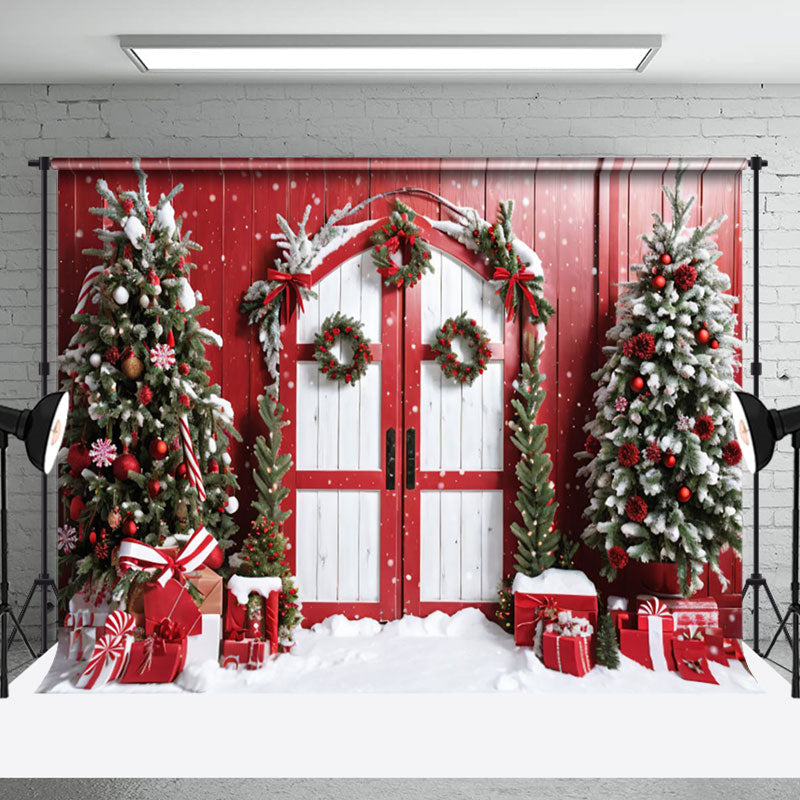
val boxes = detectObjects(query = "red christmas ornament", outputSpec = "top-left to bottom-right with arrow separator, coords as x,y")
625,495 -> 648,523
113,451 -> 141,482
204,543 -> 224,570
149,439 -> 168,460
122,517 -> 137,537
175,462 -> 188,480
674,263 -> 697,292
178,394 -> 191,408
67,443 -> 92,474
147,479 -> 161,498
88,530 -> 97,545
677,486 -> 692,503
695,328 -> 711,345
607,546 -> 629,570
693,414 -> 715,440
208,459 -> 220,474
166,329 -> 175,348
622,332 -> 656,361
178,363 -> 190,376
660,253 -> 672,265
69,495 -> 85,521
630,376 -> 645,392
644,441 -> 662,463
710,339 -> 719,349
652,274 -> 666,290
663,451 -> 677,469
139,385 -> 154,406
585,434 -> 601,456
147,269 -> 160,287
722,440 -> 743,466
618,443 -> 641,467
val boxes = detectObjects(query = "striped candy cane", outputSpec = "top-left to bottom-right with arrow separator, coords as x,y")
179,416 -> 206,501
74,265 -> 104,316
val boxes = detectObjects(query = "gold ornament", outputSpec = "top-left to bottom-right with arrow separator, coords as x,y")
108,507 -> 122,529
175,499 -> 188,521
120,354 -> 144,379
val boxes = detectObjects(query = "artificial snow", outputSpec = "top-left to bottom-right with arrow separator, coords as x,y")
227,575 -> 283,605
37,608 -> 760,696
511,568 -> 597,597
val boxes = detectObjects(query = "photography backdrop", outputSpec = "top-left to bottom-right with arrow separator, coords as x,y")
55,156 -> 745,621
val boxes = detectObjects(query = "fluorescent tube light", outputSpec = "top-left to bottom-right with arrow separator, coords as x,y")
120,35 -> 661,74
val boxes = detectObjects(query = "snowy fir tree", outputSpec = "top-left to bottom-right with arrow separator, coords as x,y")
578,170 -> 742,596
510,340 -> 577,578
230,393 -> 301,643
595,612 -> 620,670
59,164 -> 240,603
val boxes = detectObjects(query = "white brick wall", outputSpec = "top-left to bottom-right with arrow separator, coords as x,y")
0,81 -> 796,640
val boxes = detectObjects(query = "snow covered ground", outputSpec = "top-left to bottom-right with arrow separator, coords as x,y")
37,608 -> 760,695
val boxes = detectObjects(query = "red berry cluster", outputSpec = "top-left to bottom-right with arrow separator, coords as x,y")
431,313 -> 492,386
607,545 -> 629,570
625,495 -> 648,523
674,263 -> 697,292
622,332 -> 656,361
693,414 -> 714,440
618,443 -> 641,467
722,440 -> 742,465
644,441 -> 662,463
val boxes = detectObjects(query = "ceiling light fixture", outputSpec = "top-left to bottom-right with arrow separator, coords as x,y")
120,35 -> 661,74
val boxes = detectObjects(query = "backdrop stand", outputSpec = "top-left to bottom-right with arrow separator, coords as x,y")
9,157 -> 58,656
741,155 -> 790,655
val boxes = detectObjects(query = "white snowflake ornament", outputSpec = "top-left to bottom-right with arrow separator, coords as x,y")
89,438 -> 117,468
149,343 -> 176,369
57,524 -> 78,553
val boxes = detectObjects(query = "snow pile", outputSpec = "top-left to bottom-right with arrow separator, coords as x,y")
512,568 -> 597,596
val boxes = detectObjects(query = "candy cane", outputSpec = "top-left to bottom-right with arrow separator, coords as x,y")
179,416 -> 206,501
74,265 -> 104,316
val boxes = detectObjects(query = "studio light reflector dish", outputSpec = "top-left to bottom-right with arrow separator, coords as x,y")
0,392 -> 69,473
120,35 -> 661,75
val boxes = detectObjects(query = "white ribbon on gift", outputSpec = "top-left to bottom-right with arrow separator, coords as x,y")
647,614 -> 669,672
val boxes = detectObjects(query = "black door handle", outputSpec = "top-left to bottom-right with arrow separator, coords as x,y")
406,428 -> 416,490
385,428 -> 395,490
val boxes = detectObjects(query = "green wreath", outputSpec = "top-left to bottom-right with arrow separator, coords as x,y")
431,312 -> 492,386
313,312 -> 373,386
371,200 -> 433,288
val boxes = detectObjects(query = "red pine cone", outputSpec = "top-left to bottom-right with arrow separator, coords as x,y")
585,434 -> 601,456
607,546 -> 630,570
139,385 -> 153,405
722,440 -> 743,465
693,414 -> 714,440
625,495 -> 648,523
618,443 -> 641,467
644,441 -> 662,463
622,332 -> 656,360
674,264 -> 697,291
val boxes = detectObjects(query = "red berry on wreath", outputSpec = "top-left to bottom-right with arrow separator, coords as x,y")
179,362 -> 190,375
696,328 -> 711,345
630,376 -> 645,392
660,253 -> 672,265
677,486 -> 692,503
652,274 -> 666,290
139,385 -> 154,405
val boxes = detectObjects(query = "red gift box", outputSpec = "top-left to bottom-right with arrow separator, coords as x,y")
143,579 -> 202,638
717,595 -> 743,639
221,638 -> 268,670
541,631 -> 594,677
637,597 -> 675,633
672,638 -> 718,684
609,609 -> 634,631
620,628 -> 677,671
659,596 -> 719,629
120,638 -> 187,684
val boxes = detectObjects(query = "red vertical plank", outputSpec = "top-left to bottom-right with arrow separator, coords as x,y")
57,171 -> 78,361
368,159 -> 442,220
323,161 -> 370,223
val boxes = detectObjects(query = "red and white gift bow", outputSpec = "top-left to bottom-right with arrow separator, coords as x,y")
118,526 -> 219,588
73,265 -> 104,316
76,610 -> 136,690
179,415 -> 206,501
640,598 -> 672,672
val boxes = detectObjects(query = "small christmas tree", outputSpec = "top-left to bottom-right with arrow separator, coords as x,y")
495,578 -> 514,632
595,612 -> 620,669
59,163 -> 240,604
231,393 -> 301,643
578,169 -> 742,596
510,340 -> 577,577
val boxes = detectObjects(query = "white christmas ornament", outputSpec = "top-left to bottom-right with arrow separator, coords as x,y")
154,198 -> 177,237
89,353 -> 102,368
225,496 -> 239,515
121,215 -> 146,249
221,452 -> 232,466
112,285 -> 130,305
139,294 -> 150,309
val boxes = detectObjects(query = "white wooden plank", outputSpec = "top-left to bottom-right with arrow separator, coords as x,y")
420,362 -> 441,471
338,374 -> 360,471
419,491 -> 441,602
439,491 -> 462,600
338,253 -> 362,322
460,491 -> 483,601
358,490 -> 380,602
482,273 -> 505,344
296,363 -> 320,470
295,491 -> 318,601
421,249 -> 442,345
481,362 -> 504,470
358,363 -> 381,470
297,271 -> 323,344
460,379 -> 482,472
440,256 -> 464,472
359,249 -> 382,343
337,490 -> 359,601
461,261 -> 484,329
316,491 -> 339,600
481,490 -> 504,600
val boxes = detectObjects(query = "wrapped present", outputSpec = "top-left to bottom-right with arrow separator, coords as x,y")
120,618 -> 188,684
186,613 -> 222,665
224,575 -> 282,656
512,569 -> 598,648
619,628 -> 676,671
717,595 -> 743,638
607,596 -> 633,631
184,565 -> 223,615
637,597 -> 675,633
67,626 -> 96,661
541,630 -> 595,677
76,610 -> 136,689
660,596 -> 719,629
65,585 -> 118,662
221,638 -> 269,670
673,637 -> 718,684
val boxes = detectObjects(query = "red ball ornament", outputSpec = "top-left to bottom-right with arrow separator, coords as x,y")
69,495 -> 85,521
696,328 -> 711,345
710,339 -> 719,350
677,486 -> 692,503
122,517 -> 137,537
88,530 -> 97,545
652,274 -> 666,290
147,479 -> 161,498
113,451 -> 141,482
660,253 -> 672,265
208,459 -> 220,474
204,543 -> 224,570
663,452 -> 677,469
630,376 -> 645,392
175,462 -> 188,480
67,443 -> 92,474
149,439 -> 168,460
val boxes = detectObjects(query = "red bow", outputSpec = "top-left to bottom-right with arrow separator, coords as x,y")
493,267 -> 539,322
377,263 -> 400,279
263,268 -> 313,321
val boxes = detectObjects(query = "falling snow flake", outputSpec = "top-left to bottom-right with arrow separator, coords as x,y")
149,343 -> 176,369
89,438 -> 117,468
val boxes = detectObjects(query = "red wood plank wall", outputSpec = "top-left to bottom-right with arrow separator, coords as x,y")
55,157 -> 746,603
